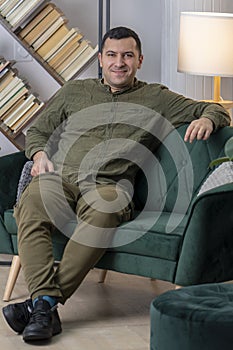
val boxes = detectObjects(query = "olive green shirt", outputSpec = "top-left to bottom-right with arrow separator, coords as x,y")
26,79 -> 230,185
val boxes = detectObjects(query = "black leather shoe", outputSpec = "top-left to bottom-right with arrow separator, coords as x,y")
2,299 -> 33,333
22,297 -> 62,342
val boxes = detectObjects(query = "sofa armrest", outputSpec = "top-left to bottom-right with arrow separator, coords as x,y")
175,183 -> 233,285
0,151 -> 27,214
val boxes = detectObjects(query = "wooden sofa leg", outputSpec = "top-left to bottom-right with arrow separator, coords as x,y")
175,284 -> 182,290
3,255 -> 21,302
98,269 -> 108,283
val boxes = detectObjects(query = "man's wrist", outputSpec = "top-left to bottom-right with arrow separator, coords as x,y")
32,151 -> 46,161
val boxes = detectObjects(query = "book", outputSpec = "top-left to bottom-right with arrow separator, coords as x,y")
0,0 -> 8,6
0,94 -> 25,121
61,44 -> 98,81
0,0 -> 18,13
6,0 -> 41,25
0,0 -> 23,17
0,0 -> 7,4
47,32 -> 83,69
18,2 -> 55,39
0,0 -> 8,7
13,0 -> 50,32
51,39 -> 82,72
0,85 -> 28,118
7,0 -> 46,29
12,100 -> 44,133
0,0 -> 9,5
32,15 -> 68,50
0,75 -> 22,100
22,6 -> 65,46
42,27 -> 82,61
55,40 -> 89,74
36,23 -> 69,58
0,59 -> 11,72
0,66 -> 10,79
0,79 -> 26,108
0,66 -> 17,83
0,70 -> 16,92
11,101 -> 41,130
3,93 -> 36,126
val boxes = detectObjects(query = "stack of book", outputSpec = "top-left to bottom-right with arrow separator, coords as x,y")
0,1 -> 98,82
18,2 -> 98,81
0,57 -> 44,136
0,0 -> 48,30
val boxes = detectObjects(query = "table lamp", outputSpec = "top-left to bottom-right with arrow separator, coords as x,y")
178,12 -> 233,110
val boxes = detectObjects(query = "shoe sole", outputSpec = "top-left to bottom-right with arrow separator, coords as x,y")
23,327 -> 62,342
23,331 -> 52,342
2,306 -> 25,333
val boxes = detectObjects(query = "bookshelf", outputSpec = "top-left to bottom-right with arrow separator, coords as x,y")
0,0 -> 105,150
0,1 -> 98,85
0,15 -> 65,86
0,57 -> 45,150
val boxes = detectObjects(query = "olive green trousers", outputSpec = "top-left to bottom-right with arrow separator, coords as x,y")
14,173 -> 132,304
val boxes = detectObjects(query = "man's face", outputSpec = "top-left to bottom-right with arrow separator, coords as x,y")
98,37 -> 143,92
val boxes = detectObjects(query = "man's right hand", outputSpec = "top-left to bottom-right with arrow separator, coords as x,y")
31,151 -> 54,176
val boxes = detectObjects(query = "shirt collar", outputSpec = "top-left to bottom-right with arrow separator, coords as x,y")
99,78 -> 139,94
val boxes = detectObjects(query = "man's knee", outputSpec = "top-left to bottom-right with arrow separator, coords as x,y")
77,184 -> 132,227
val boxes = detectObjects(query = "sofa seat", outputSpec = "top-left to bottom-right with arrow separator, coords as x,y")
4,208 -> 186,262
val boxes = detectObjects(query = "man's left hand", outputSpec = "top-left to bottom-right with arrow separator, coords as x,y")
184,117 -> 214,143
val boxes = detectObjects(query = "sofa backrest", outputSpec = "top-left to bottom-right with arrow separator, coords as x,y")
0,151 -> 27,215
134,124 -> 233,214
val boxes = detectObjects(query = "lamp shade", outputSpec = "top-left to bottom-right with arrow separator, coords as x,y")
178,12 -> 233,77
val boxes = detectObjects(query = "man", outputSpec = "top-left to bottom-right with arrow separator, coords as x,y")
2,26 -> 230,343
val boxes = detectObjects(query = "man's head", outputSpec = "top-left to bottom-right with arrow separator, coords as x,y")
98,26 -> 143,92
100,26 -> 142,55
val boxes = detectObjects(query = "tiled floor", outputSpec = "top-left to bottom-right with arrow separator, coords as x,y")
0,255 -> 175,349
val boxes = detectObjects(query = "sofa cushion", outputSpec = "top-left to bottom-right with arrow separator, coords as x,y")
4,208 -> 186,261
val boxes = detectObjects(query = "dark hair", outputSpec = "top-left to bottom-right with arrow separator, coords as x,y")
101,26 -> 142,55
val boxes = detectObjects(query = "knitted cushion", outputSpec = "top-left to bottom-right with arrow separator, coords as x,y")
198,161 -> 233,196
16,161 -> 33,204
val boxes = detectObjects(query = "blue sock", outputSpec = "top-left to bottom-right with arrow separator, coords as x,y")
33,295 -> 57,308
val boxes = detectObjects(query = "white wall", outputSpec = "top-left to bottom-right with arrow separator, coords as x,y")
0,0 -> 162,102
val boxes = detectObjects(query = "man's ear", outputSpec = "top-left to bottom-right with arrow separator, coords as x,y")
138,55 -> 144,69
98,52 -> 103,68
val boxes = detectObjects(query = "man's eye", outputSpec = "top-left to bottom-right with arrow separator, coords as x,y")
107,53 -> 115,57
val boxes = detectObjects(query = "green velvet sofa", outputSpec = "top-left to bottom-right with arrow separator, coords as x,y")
1,124 -> 233,301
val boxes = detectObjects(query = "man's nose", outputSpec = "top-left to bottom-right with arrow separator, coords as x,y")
115,55 -> 125,66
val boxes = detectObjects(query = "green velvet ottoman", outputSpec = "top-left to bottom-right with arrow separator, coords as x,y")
150,283 -> 233,350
